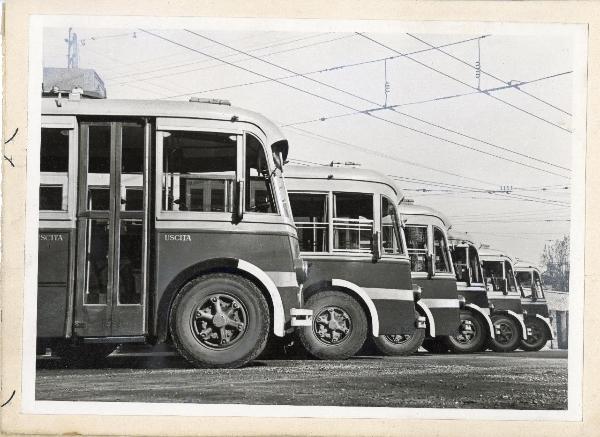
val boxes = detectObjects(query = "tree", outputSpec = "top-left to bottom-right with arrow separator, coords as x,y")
540,235 -> 570,292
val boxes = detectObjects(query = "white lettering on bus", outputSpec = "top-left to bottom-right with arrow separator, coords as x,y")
164,234 -> 192,242
40,234 -> 64,241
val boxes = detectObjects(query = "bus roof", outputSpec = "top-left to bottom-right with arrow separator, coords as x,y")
448,231 -> 480,247
397,201 -> 452,228
41,97 -> 287,148
514,260 -> 542,272
285,165 -> 402,197
478,247 -> 516,264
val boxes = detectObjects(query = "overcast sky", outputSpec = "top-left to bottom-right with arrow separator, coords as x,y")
42,24 -> 580,264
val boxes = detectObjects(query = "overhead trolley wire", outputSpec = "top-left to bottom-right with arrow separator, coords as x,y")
183,30 -> 570,179
356,32 -> 572,134
160,35 -> 490,100
406,33 -> 572,116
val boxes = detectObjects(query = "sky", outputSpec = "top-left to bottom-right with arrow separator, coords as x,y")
42,24 -> 580,263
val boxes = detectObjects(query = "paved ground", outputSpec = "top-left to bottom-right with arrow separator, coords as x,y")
35,348 -> 567,409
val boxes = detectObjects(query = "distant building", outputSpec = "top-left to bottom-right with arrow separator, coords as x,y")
545,290 -> 569,349
42,67 -> 106,99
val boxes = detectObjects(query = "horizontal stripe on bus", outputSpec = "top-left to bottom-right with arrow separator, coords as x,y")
487,294 -> 523,300
456,285 -> 486,292
420,298 -> 460,309
363,287 -> 414,301
265,271 -> 298,288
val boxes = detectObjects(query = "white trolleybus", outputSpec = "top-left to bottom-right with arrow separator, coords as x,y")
285,165 -> 425,359
479,247 -> 529,352
515,261 -> 555,351
37,86 -> 312,368
397,200 -> 463,353
447,232 -> 497,353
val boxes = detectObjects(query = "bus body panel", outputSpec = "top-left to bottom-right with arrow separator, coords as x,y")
456,284 -> 489,309
37,229 -> 73,338
302,257 -> 416,334
412,276 -> 460,336
521,301 -> 550,318
154,228 -> 299,335
487,294 -> 524,314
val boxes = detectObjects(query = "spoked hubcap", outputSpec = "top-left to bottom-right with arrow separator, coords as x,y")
384,334 -> 412,344
454,320 -> 476,344
314,306 -> 352,345
190,293 -> 247,349
495,321 -> 515,344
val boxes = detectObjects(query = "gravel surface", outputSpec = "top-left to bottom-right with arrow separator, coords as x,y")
36,350 -> 567,409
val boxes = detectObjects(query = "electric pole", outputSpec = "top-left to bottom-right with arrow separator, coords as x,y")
65,27 -> 79,69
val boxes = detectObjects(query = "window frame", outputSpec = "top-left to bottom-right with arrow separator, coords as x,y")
155,120 -> 283,222
380,195 -> 406,257
332,191 -> 376,254
289,190 -> 330,254
432,225 -> 454,276
39,117 -> 78,221
405,224 -> 430,276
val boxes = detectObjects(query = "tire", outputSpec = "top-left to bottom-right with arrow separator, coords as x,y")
445,310 -> 487,354
421,338 -> 449,353
54,343 -> 116,368
520,318 -> 550,351
372,312 -> 425,356
169,273 -> 270,368
486,314 -> 522,352
298,291 -> 368,360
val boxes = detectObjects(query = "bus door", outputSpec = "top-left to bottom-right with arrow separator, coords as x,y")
73,120 -> 150,338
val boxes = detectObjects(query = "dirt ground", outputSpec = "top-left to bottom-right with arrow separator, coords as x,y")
35,349 -> 567,409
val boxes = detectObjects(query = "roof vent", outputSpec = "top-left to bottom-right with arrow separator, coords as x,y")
189,97 -> 231,106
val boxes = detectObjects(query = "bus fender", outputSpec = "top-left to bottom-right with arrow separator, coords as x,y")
331,279 -> 380,336
237,259 -> 286,337
465,303 -> 495,339
415,300 -> 436,338
535,314 -> 555,340
505,309 -> 528,340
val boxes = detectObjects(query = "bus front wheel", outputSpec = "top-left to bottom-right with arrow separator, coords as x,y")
445,310 -> 487,353
372,312 -> 425,356
298,291 -> 368,360
170,273 -> 270,368
486,314 -> 521,352
520,318 -> 550,351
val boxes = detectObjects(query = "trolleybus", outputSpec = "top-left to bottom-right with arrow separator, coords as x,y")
515,261 -> 555,351
479,247 -> 529,352
446,233 -> 497,353
37,89 -> 312,368
397,200 -> 463,353
285,165 -> 424,359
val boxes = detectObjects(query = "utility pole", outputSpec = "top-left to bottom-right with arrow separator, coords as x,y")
65,27 -> 79,69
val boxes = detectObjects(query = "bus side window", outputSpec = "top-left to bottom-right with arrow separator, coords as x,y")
40,128 -> 70,211
468,245 -> 482,283
533,270 -> 544,298
405,225 -> 428,272
452,246 -> 468,282
333,192 -> 373,252
289,192 -> 328,252
381,196 -> 403,255
517,271 -> 533,298
246,134 -> 276,213
433,227 -> 451,273
162,131 -> 237,212
505,261 -> 517,293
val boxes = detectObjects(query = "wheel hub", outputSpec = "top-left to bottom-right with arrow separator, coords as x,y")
190,293 -> 247,349
314,305 -> 352,345
455,320 -> 476,344
494,321 -> 515,344
384,334 -> 411,344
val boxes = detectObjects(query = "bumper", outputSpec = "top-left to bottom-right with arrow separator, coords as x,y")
290,308 -> 313,327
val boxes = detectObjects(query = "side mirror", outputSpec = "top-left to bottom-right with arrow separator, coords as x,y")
427,253 -> 434,279
465,266 -> 472,287
531,284 -> 538,301
372,231 -> 382,260
501,278 -> 508,295
235,180 -> 244,222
